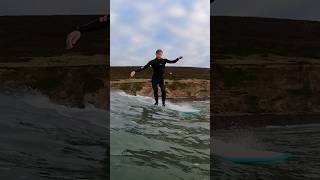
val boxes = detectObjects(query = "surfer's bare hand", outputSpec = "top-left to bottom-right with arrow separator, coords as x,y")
130,71 -> 136,78
66,30 -> 81,50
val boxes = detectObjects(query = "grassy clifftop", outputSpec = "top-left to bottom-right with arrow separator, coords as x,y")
212,16 -> 320,59
110,66 -> 210,80
0,15 -> 108,63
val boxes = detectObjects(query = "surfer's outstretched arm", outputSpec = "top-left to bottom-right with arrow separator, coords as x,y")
66,15 -> 109,49
165,56 -> 183,63
130,61 -> 152,77
135,61 -> 152,72
76,15 -> 109,33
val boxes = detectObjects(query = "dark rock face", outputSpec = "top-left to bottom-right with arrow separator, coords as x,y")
0,66 -> 108,109
211,60 -> 320,129
213,62 -> 320,114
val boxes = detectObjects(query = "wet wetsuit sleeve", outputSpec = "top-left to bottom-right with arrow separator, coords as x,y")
135,61 -> 152,72
76,15 -> 109,33
165,58 -> 179,64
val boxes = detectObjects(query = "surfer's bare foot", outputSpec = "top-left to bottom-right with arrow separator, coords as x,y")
162,103 -> 165,107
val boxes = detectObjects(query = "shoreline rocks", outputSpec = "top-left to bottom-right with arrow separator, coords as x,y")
0,66 -> 108,109
110,79 -> 210,100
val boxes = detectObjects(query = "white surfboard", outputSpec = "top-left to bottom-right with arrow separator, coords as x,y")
214,140 -> 289,164
118,91 -> 201,114
165,103 -> 201,114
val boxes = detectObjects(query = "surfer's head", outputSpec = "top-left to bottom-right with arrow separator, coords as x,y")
156,49 -> 163,59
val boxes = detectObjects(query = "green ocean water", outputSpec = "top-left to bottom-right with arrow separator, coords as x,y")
110,91 -> 210,180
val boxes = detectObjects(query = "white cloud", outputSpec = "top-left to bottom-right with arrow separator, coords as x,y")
111,0 -> 210,68
167,4 -> 187,18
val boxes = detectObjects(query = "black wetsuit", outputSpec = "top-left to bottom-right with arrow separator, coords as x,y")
76,15 -> 109,33
136,58 -> 180,105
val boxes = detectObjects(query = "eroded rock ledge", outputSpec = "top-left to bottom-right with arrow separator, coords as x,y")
0,66 -> 108,109
111,79 -> 210,100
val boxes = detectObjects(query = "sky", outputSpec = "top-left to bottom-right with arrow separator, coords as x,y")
110,0 -> 210,67
211,0 -> 320,21
1,0 -> 319,21
3,0 -> 318,67
0,0 -> 108,15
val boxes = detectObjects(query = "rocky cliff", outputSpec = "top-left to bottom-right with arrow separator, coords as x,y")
212,16 -> 320,128
213,56 -> 320,114
111,79 -> 210,100
0,64 -> 108,109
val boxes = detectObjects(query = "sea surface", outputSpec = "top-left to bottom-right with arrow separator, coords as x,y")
110,91 -> 210,180
0,90 -> 108,179
213,124 -> 320,180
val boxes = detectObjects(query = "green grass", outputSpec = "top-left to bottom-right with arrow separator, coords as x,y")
167,81 -> 188,90
212,16 -> 320,59
0,15 -> 108,62
110,66 -> 210,80
214,64 -> 257,87
119,83 -> 131,92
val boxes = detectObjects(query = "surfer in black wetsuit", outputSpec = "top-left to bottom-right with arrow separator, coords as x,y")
130,49 -> 183,106
66,15 -> 109,49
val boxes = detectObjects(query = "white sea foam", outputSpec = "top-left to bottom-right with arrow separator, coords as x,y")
116,91 -> 200,113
